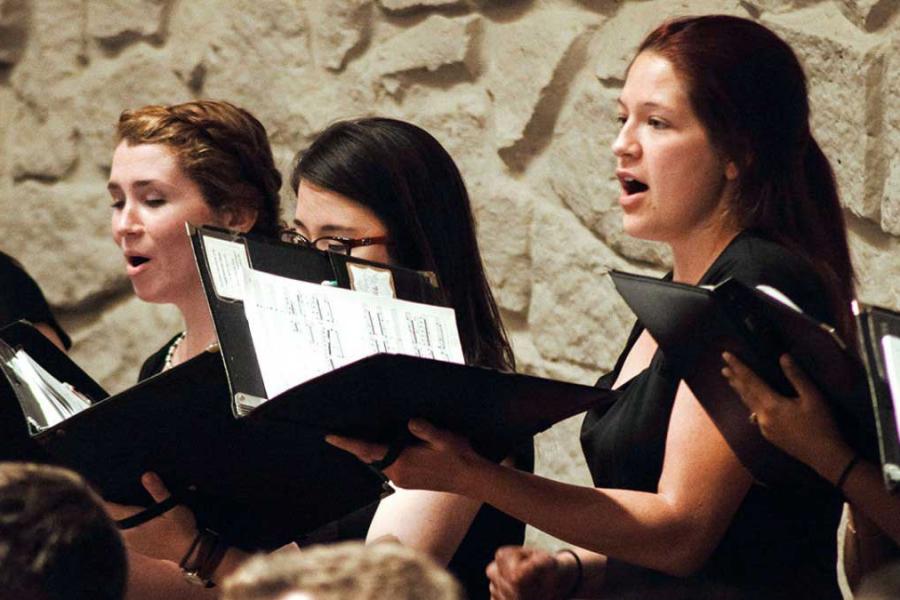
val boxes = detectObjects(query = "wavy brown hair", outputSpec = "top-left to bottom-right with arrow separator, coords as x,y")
116,99 -> 283,236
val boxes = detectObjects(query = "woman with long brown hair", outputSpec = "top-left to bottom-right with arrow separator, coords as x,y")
329,15 -> 856,598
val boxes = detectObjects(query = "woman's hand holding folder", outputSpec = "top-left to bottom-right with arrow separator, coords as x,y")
327,418 -> 489,493
105,472 -> 198,562
720,352 -> 849,477
721,350 -> 900,588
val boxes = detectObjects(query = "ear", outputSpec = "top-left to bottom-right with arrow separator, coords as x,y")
219,204 -> 258,233
724,160 -> 739,182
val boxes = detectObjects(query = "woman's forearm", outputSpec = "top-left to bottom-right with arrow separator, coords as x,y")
457,457 -> 720,576
126,551 -> 217,600
367,489 -> 481,565
837,459 -> 900,546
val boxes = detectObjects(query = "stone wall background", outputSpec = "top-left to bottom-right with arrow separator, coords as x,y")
0,0 -> 897,555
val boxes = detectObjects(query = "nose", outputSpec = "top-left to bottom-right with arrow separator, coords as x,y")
611,120 -> 640,160
111,201 -> 143,241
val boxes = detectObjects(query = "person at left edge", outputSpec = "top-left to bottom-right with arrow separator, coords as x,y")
0,252 -> 71,461
0,252 -> 70,352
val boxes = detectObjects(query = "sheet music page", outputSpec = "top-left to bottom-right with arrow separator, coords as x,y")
0,342 -> 91,432
203,235 -> 251,301
881,334 -> 900,438
242,268 -> 464,398
347,263 -> 396,298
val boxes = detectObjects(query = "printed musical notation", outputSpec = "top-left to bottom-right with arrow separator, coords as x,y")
242,269 -> 464,398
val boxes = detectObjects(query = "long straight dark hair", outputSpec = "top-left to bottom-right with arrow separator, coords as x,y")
291,117 -> 515,371
638,16 -> 856,342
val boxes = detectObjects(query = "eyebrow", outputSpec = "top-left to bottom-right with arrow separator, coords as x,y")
616,98 -> 670,110
291,218 -> 357,236
106,179 -> 162,193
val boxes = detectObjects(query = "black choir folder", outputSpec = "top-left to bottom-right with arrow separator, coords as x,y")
854,302 -> 900,491
609,270 -> 877,489
189,223 -> 611,469
0,227 -> 611,550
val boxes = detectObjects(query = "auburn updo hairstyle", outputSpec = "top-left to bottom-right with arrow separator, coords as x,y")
116,100 -> 283,236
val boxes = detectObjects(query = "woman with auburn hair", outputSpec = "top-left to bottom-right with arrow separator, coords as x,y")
288,117 -> 529,600
111,99 -> 283,377
105,99 -> 283,600
328,15 -> 856,599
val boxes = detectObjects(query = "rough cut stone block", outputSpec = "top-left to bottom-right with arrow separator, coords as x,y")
848,216 -> 900,310
881,35 -> 900,235
541,81 -> 671,267
0,0 -> 28,65
487,10 -> 595,156
308,0 -> 372,72
87,0 -> 169,44
1,182 -> 128,308
170,1 -> 311,137
379,0 -> 463,9
592,0 -> 744,83
837,0 -> 898,30
473,181 -> 533,315
73,46 -> 191,171
70,296 -> 181,392
368,15 -> 480,80
403,85 -> 492,186
528,203 -> 645,371
764,7 -> 880,221
9,105 -> 79,181
739,0 -> 819,16
9,0 -> 84,106
266,77 -> 373,148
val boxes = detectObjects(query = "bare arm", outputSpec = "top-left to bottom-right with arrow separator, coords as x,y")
367,488 -> 481,565
126,551 -> 217,600
331,380 -> 752,577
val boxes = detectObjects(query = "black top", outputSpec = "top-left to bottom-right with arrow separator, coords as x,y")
580,232 -> 843,599
140,338 -> 533,600
0,252 -> 70,349
138,335 -> 175,382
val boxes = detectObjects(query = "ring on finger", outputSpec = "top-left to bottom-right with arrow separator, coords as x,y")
748,412 -> 759,426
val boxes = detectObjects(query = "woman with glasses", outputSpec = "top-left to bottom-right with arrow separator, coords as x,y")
285,117 -> 529,600
107,99 -> 283,599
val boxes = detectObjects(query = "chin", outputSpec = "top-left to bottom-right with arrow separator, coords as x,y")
622,219 -> 673,245
130,283 -> 170,305
622,215 -> 651,240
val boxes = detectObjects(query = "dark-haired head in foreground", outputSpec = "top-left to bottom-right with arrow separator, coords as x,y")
0,462 -> 127,600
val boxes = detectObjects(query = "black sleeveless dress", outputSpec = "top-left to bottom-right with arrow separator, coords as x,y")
580,232 -> 844,599
140,338 -> 533,600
